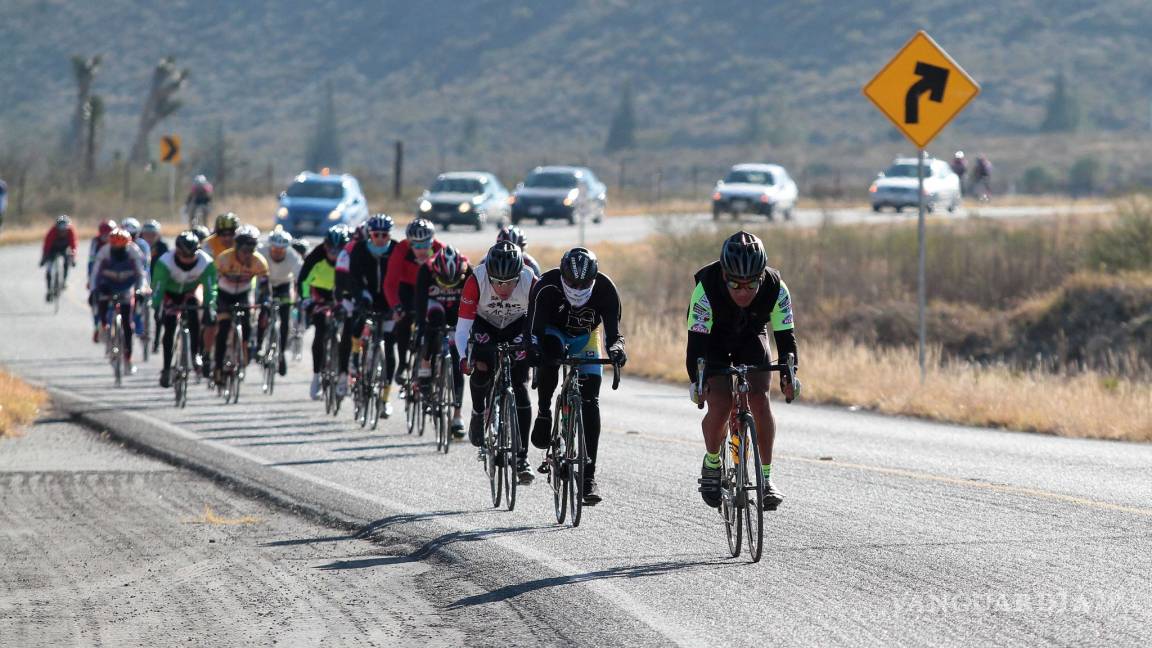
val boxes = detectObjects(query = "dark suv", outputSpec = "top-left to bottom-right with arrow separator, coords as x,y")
510,166 -> 606,226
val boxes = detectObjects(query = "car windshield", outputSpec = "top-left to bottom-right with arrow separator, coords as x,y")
286,181 -> 344,199
524,172 -> 577,189
430,178 -> 484,194
724,170 -> 774,185
883,164 -> 925,178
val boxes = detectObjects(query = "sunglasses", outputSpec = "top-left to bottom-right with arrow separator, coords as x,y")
369,231 -> 390,238
489,277 -> 519,288
411,242 -> 431,250
725,276 -> 762,291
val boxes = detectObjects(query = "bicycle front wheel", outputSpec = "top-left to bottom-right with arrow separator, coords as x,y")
741,413 -> 765,563
140,305 -> 151,363
111,311 -> 123,387
566,397 -> 587,527
227,323 -> 243,404
501,389 -> 519,511
720,420 -> 743,559
484,392 -> 502,508
174,325 -> 191,408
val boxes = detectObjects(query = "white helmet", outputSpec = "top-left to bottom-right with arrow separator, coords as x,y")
120,217 -> 141,236
954,151 -> 965,159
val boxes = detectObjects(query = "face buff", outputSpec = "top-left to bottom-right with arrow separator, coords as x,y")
562,280 -> 595,307
367,240 -> 390,257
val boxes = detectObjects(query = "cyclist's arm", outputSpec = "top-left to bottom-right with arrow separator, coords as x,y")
383,243 -> 407,307
41,229 -> 55,261
526,276 -> 559,340
596,273 -> 624,350
454,275 -> 480,354
770,280 -> 797,370
685,281 -> 713,381
151,259 -> 172,309
200,261 -> 219,306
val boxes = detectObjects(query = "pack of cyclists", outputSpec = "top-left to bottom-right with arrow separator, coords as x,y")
47,200 -> 800,513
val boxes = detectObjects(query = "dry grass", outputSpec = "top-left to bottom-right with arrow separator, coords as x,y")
187,504 -> 262,526
0,370 -> 48,438
625,315 -> 1152,442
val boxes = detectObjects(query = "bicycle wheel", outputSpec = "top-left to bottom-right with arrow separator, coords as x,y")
327,325 -> 342,416
567,395 -> 587,527
175,325 -> 190,408
111,311 -> 123,387
437,352 -> 453,453
484,391 -> 502,508
371,343 -> 388,429
262,315 -> 278,395
50,258 -> 62,315
502,389 -> 519,511
720,420 -> 742,559
549,405 -> 567,524
140,304 -> 151,363
227,323 -> 243,404
741,413 -> 765,563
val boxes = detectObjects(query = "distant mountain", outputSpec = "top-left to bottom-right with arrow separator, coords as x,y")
3,0 -> 1151,174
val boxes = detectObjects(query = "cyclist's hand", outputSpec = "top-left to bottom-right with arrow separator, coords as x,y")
608,342 -> 627,367
689,381 -> 705,405
782,375 -> 800,403
392,307 -> 405,321
300,298 -> 313,311
459,358 -> 473,376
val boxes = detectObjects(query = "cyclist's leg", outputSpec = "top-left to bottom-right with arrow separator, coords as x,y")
238,294 -> 253,363
531,327 -> 568,448
381,327 -> 397,383
573,330 -> 604,478
214,293 -> 238,372
278,302 -> 291,350
466,320 -> 499,446
395,311 -> 414,380
737,331 -> 776,466
511,357 -> 532,461
160,299 -> 178,372
120,292 -> 136,364
338,311 -> 358,374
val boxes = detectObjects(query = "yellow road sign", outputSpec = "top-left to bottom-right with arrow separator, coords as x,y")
862,31 -> 979,149
159,135 -> 181,164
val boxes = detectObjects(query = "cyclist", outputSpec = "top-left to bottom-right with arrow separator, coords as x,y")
383,218 -> 444,385
256,227 -> 302,377
299,224 -> 351,400
971,154 -> 993,201
458,241 -> 537,483
211,224 -> 269,385
687,231 -> 798,512
527,247 -> 626,505
0,177 -> 7,230
413,245 -> 471,437
203,212 -> 239,259
185,174 -> 214,220
152,231 -> 218,388
120,217 -> 150,264
191,224 -> 211,243
40,214 -> 78,301
141,219 -> 169,274
90,228 -> 150,373
334,214 -> 397,410
495,225 -> 541,276
86,219 -> 118,342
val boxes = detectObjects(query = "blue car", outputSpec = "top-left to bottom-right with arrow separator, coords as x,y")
275,171 -> 369,237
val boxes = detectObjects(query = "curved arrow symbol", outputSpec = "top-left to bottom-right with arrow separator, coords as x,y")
904,62 -> 949,124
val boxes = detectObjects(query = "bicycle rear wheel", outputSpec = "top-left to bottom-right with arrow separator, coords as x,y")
484,391 -> 502,508
174,326 -> 190,408
50,258 -> 62,315
566,396 -> 587,527
502,389 -> 519,511
326,326 -> 341,416
227,323 -> 243,404
437,352 -> 453,453
371,344 -> 388,429
111,311 -> 123,387
741,414 -> 765,563
720,420 -> 743,559
140,304 -> 151,363
262,316 -> 278,395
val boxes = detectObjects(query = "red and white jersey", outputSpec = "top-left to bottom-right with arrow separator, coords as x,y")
455,263 -> 536,353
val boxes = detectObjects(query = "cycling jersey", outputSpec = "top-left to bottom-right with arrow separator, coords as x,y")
214,248 -> 269,295
202,233 -> 231,259
413,261 -> 472,333
42,226 -> 77,260
257,244 -> 303,290
298,245 -> 337,299
91,246 -> 149,295
151,249 -> 218,308
684,260 -> 797,381
187,183 -> 213,205
91,241 -> 149,287
87,236 -> 107,281
383,239 -> 445,310
528,269 -> 623,349
335,239 -> 395,309
147,239 -> 169,274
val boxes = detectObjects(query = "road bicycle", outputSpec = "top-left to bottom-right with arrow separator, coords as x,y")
46,253 -> 67,315
403,344 -> 425,436
259,300 -> 281,395
166,302 -> 200,408
694,353 -> 796,563
352,309 -> 392,430
425,326 -> 456,454
317,304 -> 345,416
137,290 -> 151,363
544,356 -> 621,527
101,293 -> 129,387
288,300 -> 305,361
218,303 -> 254,404
472,341 -> 530,511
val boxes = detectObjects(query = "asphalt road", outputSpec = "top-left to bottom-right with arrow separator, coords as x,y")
2,241 -> 1151,647
444,202 -> 1112,252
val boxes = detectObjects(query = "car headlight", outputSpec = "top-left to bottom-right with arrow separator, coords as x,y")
507,196 -> 516,205
869,184 -> 878,194
328,209 -> 343,221
276,207 -> 289,219
458,202 -> 472,213
419,200 -> 432,212
562,188 -> 579,207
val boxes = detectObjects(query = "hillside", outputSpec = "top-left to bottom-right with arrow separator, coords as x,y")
3,0 -> 1152,178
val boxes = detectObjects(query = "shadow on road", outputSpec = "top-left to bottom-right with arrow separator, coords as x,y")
267,450 -> 431,467
315,522 -> 552,571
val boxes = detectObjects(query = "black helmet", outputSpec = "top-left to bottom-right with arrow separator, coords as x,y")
720,231 -> 767,280
405,218 -> 435,243
431,246 -> 466,284
325,224 -> 351,249
174,230 -> 200,254
486,241 -> 523,281
191,225 -> 211,241
366,213 -> 394,233
496,224 -> 527,249
560,247 -> 598,289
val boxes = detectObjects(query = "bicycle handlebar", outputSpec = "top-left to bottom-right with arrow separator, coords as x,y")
554,357 -> 622,391
695,353 -> 797,405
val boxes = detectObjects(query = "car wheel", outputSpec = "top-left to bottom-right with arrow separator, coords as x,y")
442,222 -> 451,232
474,217 -> 484,232
895,205 -> 904,213
871,204 -> 882,213
566,211 -> 576,225
712,208 -> 722,221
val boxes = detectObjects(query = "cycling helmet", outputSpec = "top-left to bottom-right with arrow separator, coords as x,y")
560,247 -> 598,290
496,224 -> 527,249
142,219 -> 161,234
366,213 -> 394,233
486,241 -> 524,281
954,151 -> 965,159
174,231 -> 200,254
268,227 -> 292,249
324,224 -> 351,249
291,238 -> 309,256
108,228 -> 132,249
120,217 -> 141,237
234,224 -> 259,248
720,231 -> 767,280
55,214 -> 71,229
194,174 -> 208,184
191,224 -> 210,241
214,212 -> 240,232
98,219 -> 117,237
430,246 -> 466,285
405,218 -> 435,243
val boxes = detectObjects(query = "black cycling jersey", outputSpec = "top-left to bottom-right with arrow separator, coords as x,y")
335,239 -> 395,310
414,263 -> 472,331
527,269 -> 623,349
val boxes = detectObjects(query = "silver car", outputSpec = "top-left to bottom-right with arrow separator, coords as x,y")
510,166 -> 607,226
711,163 -> 798,221
417,172 -> 511,231
870,157 -> 962,213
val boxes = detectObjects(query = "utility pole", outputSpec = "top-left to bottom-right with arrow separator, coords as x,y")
393,140 -> 404,200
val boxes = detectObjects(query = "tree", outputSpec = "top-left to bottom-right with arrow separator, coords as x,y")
129,57 -> 189,163
305,81 -> 342,170
1041,71 -> 1081,133
65,55 -> 102,172
456,115 -> 480,159
745,99 -> 764,143
605,82 -> 636,153
82,96 -> 105,185
1067,156 -> 1100,197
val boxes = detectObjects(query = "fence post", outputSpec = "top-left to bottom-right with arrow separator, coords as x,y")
393,140 -> 404,200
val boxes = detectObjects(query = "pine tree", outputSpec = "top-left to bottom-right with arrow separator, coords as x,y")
745,100 -> 764,143
1041,71 -> 1081,133
305,81 -> 342,170
605,82 -> 636,153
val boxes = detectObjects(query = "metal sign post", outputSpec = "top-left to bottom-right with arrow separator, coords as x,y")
917,150 -> 927,382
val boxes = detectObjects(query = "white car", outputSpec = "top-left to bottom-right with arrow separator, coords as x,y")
870,157 -> 962,213
417,172 -> 511,231
711,163 -> 798,221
